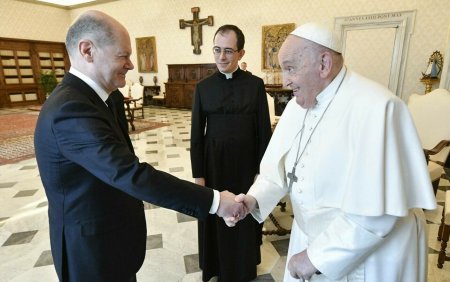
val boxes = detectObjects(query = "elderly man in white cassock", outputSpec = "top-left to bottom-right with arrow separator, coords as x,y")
230,22 -> 437,281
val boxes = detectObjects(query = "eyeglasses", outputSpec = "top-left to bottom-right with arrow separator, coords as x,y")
212,46 -> 239,56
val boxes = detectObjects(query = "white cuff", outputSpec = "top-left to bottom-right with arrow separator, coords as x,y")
248,176 -> 287,222
209,190 -> 220,214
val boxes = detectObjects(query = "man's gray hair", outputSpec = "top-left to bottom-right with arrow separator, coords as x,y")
65,12 -> 115,57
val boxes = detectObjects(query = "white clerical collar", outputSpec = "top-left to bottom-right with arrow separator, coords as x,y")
315,66 -> 346,106
69,67 -> 109,103
219,66 -> 239,79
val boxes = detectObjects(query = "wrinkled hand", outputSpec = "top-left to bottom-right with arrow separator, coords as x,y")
236,193 -> 257,212
287,250 -> 318,281
216,191 -> 246,224
223,194 -> 257,227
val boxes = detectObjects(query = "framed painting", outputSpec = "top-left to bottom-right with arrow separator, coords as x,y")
261,23 -> 295,71
136,36 -> 158,73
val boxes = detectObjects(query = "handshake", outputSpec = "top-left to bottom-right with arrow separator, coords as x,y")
216,191 -> 257,227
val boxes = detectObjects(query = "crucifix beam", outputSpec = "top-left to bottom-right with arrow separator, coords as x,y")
179,7 -> 214,55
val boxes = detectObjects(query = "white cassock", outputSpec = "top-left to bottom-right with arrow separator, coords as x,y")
248,67 -> 437,281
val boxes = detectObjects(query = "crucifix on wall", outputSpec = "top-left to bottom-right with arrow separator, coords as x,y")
179,7 -> 214,55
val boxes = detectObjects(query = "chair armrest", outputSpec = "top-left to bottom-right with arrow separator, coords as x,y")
424,140 -> 450,162
130,97 -> 143,107
424,140 -> 450,165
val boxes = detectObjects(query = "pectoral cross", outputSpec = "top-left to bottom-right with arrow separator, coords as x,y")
287,167 -> 298,190
179,7 -> 214,55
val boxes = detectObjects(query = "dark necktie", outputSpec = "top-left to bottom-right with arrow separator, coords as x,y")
106,96 -> 133,151
105,96 -> 118,122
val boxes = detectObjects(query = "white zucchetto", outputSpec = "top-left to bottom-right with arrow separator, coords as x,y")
290,22 -> 342,53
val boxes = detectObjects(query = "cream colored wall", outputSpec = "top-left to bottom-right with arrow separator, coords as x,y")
0,0 -> 70,41
1,0 -> 449,100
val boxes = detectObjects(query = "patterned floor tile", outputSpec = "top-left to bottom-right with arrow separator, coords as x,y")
183,254 -> 200,274
0,217 -> 8,228
13,189 -> 38,198
0,182 -> 17,188
36,201 -> 48,208
19,165 -> 37,170
169,167 -> 184,172
177,213 -> 196,224
270,239 -> 289,257
2,230 -> 38,246
0,106 -> 449,282
34,250 -> 53,267
146,234 -> 163,250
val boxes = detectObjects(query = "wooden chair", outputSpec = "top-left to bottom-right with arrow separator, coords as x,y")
129,83 -> 144,118
152,91 -> 166,106
408,88 -> 450,268
438,156 -> 450,268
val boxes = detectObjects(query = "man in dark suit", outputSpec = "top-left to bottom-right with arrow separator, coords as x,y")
34,10 -> 244,282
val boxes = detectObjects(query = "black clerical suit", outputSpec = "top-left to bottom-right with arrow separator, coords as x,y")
191,69 -> 272,282
34,73 -> 213,282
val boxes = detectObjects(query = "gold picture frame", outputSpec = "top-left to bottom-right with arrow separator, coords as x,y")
136,36 -> 158,73
261,23 -> 295,71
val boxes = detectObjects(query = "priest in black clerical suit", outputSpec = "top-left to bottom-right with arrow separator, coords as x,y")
190,24 -> 272,282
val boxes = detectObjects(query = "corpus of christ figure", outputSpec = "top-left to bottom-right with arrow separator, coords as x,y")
179,7 -> 214,55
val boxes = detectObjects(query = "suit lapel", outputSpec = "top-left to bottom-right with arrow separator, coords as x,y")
108,90 -> 134,152
62,74 -> 134,152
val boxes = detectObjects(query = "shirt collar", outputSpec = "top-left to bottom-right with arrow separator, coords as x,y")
69,67 -> 110,103
219,66 -> 239,79
315,66 -> 346,106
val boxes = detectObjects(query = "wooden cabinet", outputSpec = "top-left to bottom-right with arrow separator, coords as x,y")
164,63 -> 217,108
165,83 -> 184,107
0,38 -> 70,108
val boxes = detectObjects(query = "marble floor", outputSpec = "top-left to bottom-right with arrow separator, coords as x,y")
0,106 -> 449,282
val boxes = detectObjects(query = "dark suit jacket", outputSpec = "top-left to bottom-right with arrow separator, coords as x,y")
34,73 -> 213,282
